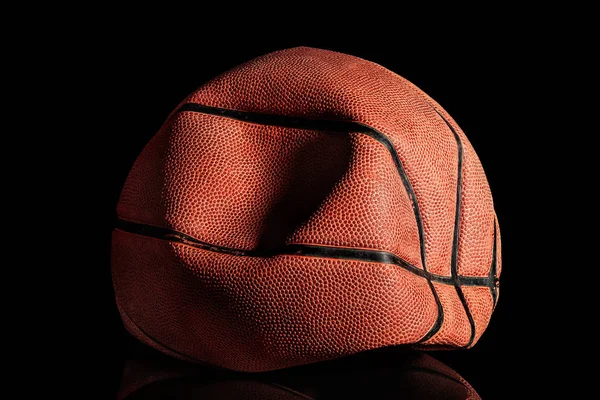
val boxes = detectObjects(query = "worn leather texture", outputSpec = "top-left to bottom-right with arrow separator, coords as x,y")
113,47 -> 500,372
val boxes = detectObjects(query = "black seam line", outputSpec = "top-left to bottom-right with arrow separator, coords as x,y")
177,103 -> 430,265
177,102 -> 443,341
437,109 -> 476,349
115,218 -> 489,287
490,220 -> 499,307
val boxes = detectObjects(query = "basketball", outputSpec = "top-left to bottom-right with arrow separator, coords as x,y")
112,47 -> 501,372
117,351 -> 481,399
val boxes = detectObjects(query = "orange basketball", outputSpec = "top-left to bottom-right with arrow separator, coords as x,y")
117,351 -> 481,399
112,47 -> 501,372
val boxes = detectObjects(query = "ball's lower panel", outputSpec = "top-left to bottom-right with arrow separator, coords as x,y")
422,282 -> 471,347
112,229 -> 439,372
462,286 -> 494,344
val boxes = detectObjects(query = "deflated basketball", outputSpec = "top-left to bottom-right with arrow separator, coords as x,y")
117,352 -> 481,399
112,47 -> 501,372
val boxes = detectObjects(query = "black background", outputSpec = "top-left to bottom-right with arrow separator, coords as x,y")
75,29 -> 555,399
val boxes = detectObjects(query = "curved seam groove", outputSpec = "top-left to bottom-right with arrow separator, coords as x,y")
489,220 -> 499,307
115,220 -> 490,287
434,109 -> 476,348
175,102 -> 444,341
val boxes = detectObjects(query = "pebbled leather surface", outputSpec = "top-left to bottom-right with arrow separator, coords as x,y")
187,47 -> 460,277
113,47 -> 501,371
113,230 -> 437,372
423,282 -> 471,347
462,286 -> 495,344
118,113 -> 422,268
